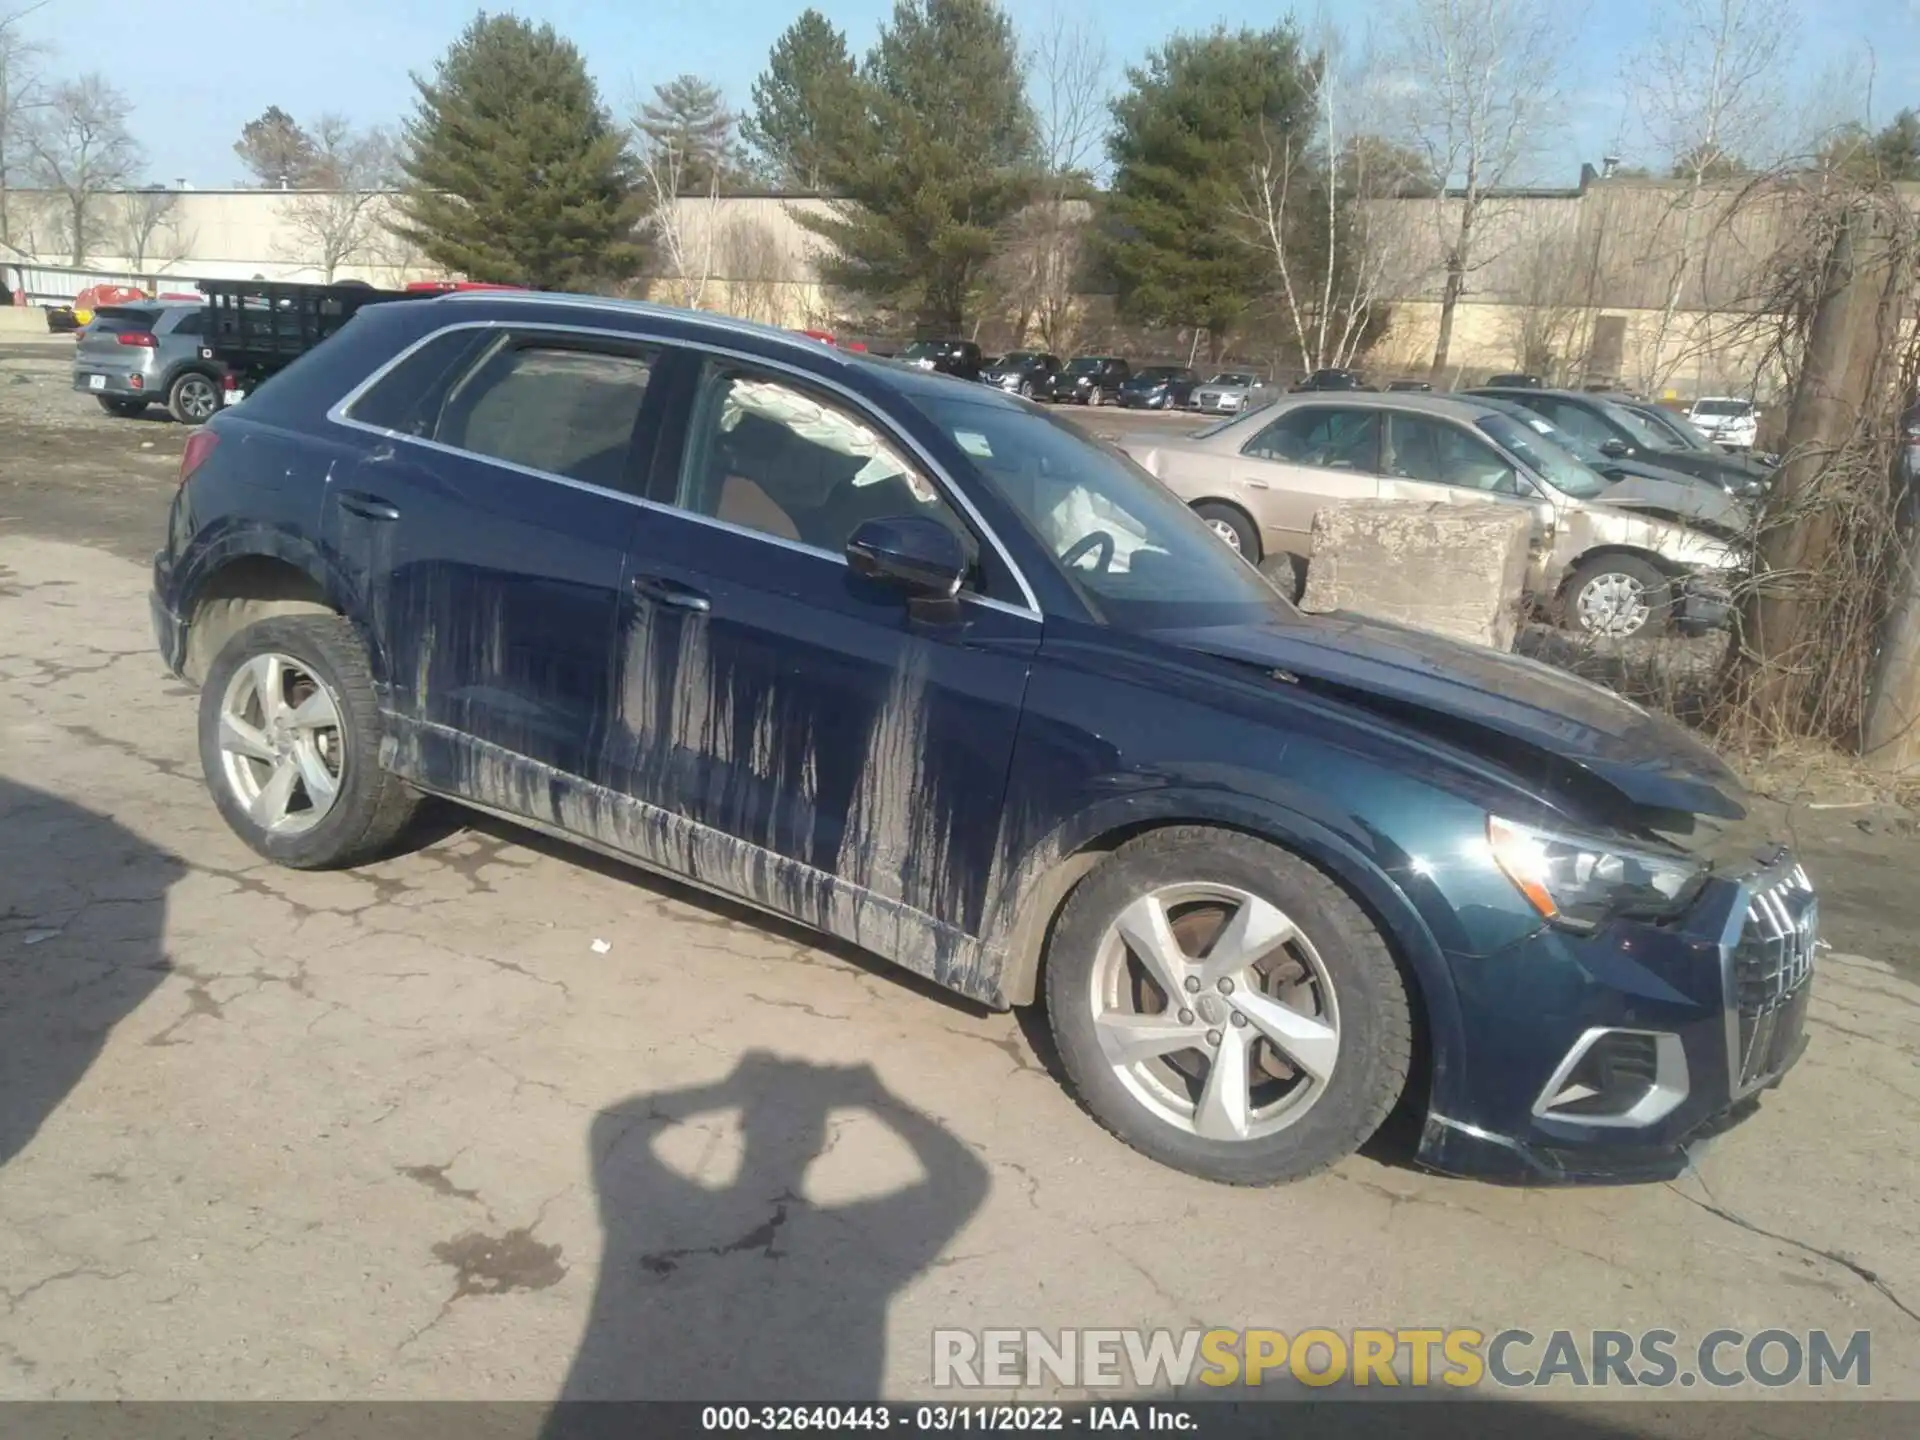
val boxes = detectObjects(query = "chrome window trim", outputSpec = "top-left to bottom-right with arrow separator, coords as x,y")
324,317 -> 1043,619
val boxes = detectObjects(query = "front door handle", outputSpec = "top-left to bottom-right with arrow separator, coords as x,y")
337,490 -> 400,522
630,574 -> 711,613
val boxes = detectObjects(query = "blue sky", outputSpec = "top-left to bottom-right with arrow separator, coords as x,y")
17,0 -> 1917,188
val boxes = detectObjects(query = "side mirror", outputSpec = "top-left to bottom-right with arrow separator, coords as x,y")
1599,437 -> 1630,458
846,514 -> 972,599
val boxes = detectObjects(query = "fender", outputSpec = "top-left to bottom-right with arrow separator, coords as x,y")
986,785 -> 1469,1118
173,521 -> 391,687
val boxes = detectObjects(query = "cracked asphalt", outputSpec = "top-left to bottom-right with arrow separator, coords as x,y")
2,355 -> 1918,1407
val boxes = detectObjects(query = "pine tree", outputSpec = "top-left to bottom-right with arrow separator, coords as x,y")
234,106 -> 318,188
636,74 -> 745,193
396,13 -> 643,290
742,9 -> 860,191
1100,26 -> 1321,350
799,0 -> 1037,331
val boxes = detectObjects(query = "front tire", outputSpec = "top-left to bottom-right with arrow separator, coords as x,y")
1563,553 -> 1672,639
1045,827 -> 1413,1185
198,615 -> 419,869
168,371 -> 219,425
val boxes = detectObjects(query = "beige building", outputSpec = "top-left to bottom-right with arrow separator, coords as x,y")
3,172 -> 1875,396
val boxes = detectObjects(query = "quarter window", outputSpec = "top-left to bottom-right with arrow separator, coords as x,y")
436,340 -> 658,491
674,366 -> 974,563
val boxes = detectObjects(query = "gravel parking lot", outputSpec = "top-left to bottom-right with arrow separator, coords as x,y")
2,347 -> 1918,1415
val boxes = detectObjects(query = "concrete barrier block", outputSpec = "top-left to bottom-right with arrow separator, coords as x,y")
1298,499 -> 1531,651
0,307 -> 53,336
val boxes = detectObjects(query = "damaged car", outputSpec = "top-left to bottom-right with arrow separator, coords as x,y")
1121,392 -> 1750,639
152,294 -> 1813,1186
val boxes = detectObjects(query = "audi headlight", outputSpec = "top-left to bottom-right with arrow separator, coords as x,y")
1487,816 -> 1707,929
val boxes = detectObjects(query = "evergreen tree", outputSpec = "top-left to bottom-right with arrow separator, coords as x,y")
636,74 -> 745,193
396,12 -> 643,290
234,106 -> 318,187
1100,26 -> 1320,350
742,9 -> 860,191
799,0 -> 1037,331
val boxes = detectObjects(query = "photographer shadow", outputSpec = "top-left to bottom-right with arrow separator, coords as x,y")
544,1051 -> 989,1428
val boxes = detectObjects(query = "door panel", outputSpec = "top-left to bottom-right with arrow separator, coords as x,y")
325,330 -> 663,782
613,359 -> 1040,941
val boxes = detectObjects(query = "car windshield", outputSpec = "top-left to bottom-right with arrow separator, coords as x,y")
908,392 -> 1285,630
1206,373 -> 1254,387
1692,399 -> 1751,418
1600,399 -> 1675,449
1064,357 -> 1104,375
997,352 -> 1038,367
1475,413 -> 1608,499
901,342 -> 936,360
1130,368 -> 1178,383
89,306 -> 160,332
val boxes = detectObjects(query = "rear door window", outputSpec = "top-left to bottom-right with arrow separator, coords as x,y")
436,338 -> 661,494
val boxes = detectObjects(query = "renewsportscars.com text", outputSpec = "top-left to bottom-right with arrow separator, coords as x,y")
932,1327 -> 1872,1390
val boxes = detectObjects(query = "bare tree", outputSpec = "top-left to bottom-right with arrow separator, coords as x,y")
716,214 -> 793,325
1625,0 -> 1795,392
990,4 -> 1107,348
24,74 -> 140,264
1230,18 -> 1409,373
278,116 -> 396,281
114,187 -> 190,270
634,102 -> 721,310
0,1 -> 49,248
1502,210 -> 1585,378
1384,0 -> 1575,383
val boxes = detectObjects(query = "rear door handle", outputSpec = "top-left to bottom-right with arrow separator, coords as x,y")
630,574 -> 711,613
337,490 -> 400,522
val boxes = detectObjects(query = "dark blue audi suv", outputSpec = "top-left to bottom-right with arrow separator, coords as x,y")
150,292 -> 1816,1185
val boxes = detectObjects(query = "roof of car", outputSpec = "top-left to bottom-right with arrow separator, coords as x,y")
430,289 -> 1024,409
1258,390 -> 1503,419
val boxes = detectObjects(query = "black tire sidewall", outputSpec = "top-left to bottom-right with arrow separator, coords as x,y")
170,372 -> 216,425
197,617 -> 387,868
1193,502 -> 1261,563
1567,554 -> 1672,638
1045,830 -> 1411,1185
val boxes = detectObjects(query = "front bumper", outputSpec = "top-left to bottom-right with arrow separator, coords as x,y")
1118,392 -> 1171,409
151,551 -> 188,678
1675,575 -> 1735,634
1416,853 -> 1816,1183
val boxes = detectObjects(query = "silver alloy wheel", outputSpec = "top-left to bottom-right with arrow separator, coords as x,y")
176,374 -> 218,422
1089,883 -> 1340,1142
1576,571 -> 1651,636
1207,518 -> 1244,553
217,652 -> 345,835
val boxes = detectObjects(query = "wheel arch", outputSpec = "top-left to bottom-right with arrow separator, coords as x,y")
989,797 -> 1465,1109
1556,543 -> 1679,598
177,537 -> 372,685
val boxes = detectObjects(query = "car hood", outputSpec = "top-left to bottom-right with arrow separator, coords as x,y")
1156,611 -> 1747,820
1595,472 -> 1753,534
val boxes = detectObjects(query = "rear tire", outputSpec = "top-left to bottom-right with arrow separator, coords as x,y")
1193,501 -> 1262,562
1045,827 -> 1413,1185
167,371 -> 219,425
198,615 -> 419,870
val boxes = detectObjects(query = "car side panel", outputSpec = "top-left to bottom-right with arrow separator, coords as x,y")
1234,453 -> 1378,556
